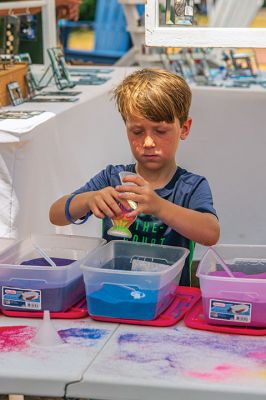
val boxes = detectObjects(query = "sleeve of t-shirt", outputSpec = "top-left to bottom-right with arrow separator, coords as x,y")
188,178 -> 218,218
73,166 -> 112,195
70,167 -> 112,221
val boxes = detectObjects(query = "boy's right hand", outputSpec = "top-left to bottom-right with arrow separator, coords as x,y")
86,187 -> 123,219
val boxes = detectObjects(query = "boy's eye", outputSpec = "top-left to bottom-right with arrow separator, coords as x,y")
132,130 -> 143,135
155,129 -> 166,134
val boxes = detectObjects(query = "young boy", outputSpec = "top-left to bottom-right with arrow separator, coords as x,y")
49,68 -> 220,285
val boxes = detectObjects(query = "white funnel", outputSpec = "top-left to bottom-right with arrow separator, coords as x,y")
31,310 -> 64,346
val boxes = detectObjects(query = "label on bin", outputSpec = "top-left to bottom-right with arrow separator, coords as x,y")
2,286 -> 41,310
209,299 -> 251,323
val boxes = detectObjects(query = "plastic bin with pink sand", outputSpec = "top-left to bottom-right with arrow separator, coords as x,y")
196,244 -> 266,327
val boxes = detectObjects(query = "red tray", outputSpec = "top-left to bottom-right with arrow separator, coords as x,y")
90,286 -> 201,327
0,298 -> 88,319
184,299 -> 266,336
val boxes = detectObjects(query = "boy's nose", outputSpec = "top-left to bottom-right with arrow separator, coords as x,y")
143,135 -> 155,148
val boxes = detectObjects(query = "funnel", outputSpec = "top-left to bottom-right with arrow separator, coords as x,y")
31,310 -> 64,346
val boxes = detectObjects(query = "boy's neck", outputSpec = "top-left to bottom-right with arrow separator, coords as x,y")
135,162 -> 177,189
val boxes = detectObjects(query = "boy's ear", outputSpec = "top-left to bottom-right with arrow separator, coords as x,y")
180,117 -> 192,140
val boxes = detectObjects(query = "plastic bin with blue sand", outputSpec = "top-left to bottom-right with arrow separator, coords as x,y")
81,240 -> 189,320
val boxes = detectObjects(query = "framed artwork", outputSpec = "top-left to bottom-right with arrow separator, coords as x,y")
145,0 -> 266,48
7,81 -> 24,106
47,47 -> 75,90
25,72 -> 37,98
14,52 -> 32,64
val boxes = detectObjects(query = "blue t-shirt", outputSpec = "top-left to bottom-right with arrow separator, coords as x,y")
73,164 -> 217,285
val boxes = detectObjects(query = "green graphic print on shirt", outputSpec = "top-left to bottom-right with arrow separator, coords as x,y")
123,213 -> 168,245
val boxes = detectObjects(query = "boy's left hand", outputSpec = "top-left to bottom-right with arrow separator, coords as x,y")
115,175 -> 162,218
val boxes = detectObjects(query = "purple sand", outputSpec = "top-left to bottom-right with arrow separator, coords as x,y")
21,257 -> 75,266
1,276 -> 85,312
1,257 -> 85,312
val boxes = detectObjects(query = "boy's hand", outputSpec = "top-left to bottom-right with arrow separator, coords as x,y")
86,187 -> 123,219
116,175 -> 162,218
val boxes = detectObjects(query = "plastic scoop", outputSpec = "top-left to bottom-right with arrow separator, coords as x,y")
31,310 -> 64,346
32,242 -> 56,267
210,248 -> 235,278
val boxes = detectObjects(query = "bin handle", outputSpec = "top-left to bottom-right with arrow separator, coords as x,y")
9,278 -> 47,285
219,290 -> 259,300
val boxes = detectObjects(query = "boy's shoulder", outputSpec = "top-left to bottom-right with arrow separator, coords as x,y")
177,167 -> 207,187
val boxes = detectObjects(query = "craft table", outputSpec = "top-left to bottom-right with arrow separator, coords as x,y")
1,314 -> 266,399
0,315 -> 118,396
67,322 -> 266,400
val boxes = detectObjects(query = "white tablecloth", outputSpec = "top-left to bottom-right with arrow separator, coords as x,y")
0,68 -> 266,255
0,67 -> 134,238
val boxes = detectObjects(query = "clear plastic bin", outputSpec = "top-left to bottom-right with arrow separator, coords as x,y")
81,240 -> 189,320
0,238 -> 15,252
196,244 -> 266,327
0,234 -> 105,312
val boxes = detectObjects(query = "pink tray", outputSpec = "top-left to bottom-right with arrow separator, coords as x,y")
184,299 -> 266,336
0,298 -> 88,319
90,286 -> 201,327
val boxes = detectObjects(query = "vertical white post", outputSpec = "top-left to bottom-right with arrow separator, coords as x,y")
42,0 -> 57,65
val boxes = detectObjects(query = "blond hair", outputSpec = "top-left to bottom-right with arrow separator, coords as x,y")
113,68 -> 191,126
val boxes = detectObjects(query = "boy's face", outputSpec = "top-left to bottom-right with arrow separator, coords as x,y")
126,115 -> 192,171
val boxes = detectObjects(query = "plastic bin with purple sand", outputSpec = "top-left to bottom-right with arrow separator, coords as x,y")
0,234 -> 105,312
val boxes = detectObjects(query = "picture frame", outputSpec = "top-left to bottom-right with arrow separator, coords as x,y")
47,47 -> 75,90
7,81 -> 24,106
25,72 -> 37,98
145,0 -> 266,48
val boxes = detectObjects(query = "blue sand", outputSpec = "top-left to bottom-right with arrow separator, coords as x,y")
59,327 -> 107,340
87,282 -> 176,320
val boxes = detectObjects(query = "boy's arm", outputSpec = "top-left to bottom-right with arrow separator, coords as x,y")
154,199 -> 220,246
49,188 -> 123,226
116,176 -> 220,246
49,193 -> 93,226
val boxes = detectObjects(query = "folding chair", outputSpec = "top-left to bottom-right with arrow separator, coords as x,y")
59,0 -> 132,64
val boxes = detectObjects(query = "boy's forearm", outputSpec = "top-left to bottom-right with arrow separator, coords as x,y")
49,192 -> 93,226
155,198 -> 220,246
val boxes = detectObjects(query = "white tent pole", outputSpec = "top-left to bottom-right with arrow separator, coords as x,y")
42,0 -> 57,65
